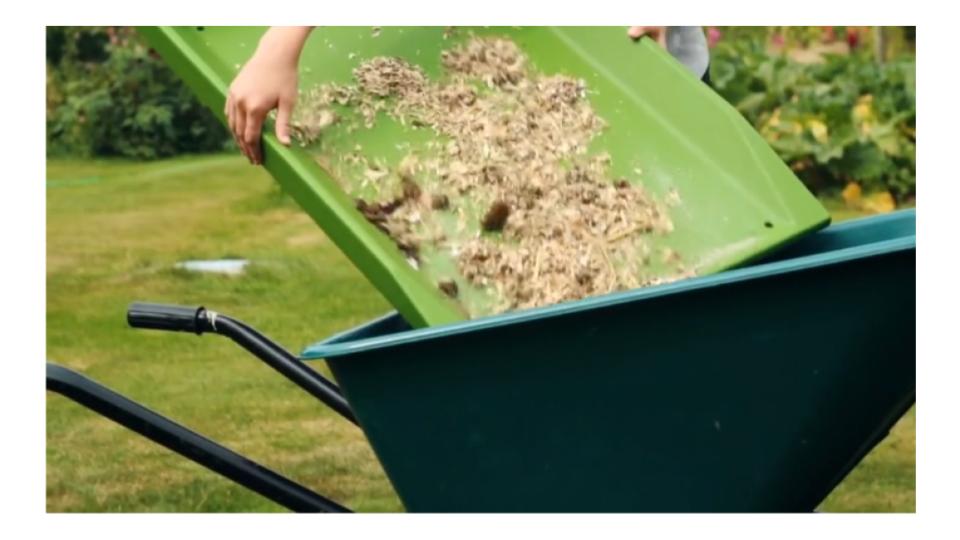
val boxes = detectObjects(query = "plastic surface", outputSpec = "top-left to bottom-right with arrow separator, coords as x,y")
304,210 -> 915,512
140,26 -> 829,327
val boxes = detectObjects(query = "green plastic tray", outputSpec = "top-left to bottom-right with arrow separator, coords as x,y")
140,26 -> 829,327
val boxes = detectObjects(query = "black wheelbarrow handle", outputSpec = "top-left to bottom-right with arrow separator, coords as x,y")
46,362 -> 350,513
127,302 -> 358,426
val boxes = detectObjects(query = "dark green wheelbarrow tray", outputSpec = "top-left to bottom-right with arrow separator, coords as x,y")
47,209 -> 915,512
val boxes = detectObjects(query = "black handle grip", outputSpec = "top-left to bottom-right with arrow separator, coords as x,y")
127,302 -> 207,334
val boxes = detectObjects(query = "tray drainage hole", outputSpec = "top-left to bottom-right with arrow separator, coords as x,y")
196,26 -> 206,31
764,221 -> 774,229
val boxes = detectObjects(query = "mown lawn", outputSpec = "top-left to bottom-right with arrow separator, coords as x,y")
45,154 -> 914,512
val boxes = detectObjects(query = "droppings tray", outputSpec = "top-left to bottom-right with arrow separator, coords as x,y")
141,26 -> 829,327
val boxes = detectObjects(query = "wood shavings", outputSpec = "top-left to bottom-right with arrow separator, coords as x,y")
665,187 -> 682,207
353,57 -> 427,98
293,36 -> 687,317
430,194 -> 450,210
481,201 -> 510,231
440,37 -> 526,87
438,279 -> 459,298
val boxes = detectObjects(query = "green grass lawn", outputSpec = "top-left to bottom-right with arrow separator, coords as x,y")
45,154 -> 915,512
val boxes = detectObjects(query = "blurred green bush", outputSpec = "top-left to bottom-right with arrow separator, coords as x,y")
45,26 -> 916,204
46,27 -> 229,159
709,34 -> 915,202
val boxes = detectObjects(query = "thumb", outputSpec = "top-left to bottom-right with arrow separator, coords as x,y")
275,99 -> 294,146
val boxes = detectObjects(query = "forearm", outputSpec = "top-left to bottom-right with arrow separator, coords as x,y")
254,26 -> 315,67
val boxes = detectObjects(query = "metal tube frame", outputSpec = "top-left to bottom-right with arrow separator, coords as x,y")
46,301 -> 367,512
47,362 -> 350,513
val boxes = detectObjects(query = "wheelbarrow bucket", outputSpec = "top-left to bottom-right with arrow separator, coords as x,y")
139,26 -> 830,326
48,211 -> 914,512
301,209 -> 916,512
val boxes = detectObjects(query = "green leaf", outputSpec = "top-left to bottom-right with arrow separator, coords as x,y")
735,92 -> 768,115
813,143 -> 845,164
835,143 -> 892,182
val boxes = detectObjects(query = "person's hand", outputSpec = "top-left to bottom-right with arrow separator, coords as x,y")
226,54 -> 297,164
627,26 -> 667,47
226,27 -> 313,165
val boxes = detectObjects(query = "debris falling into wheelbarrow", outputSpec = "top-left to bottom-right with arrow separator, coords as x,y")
293,37 -> 685,316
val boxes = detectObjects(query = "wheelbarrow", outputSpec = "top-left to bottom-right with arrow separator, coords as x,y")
47,209 -> 916,512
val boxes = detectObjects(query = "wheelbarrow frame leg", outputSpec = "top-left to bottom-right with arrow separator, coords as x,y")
47,362 -> 351,513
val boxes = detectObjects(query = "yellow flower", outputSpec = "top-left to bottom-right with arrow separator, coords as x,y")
841,182 -> 862,207
767,108 -> 781,128
863,191 -> 896,214
807,119 -> 829,143
853,94 -> 874,122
